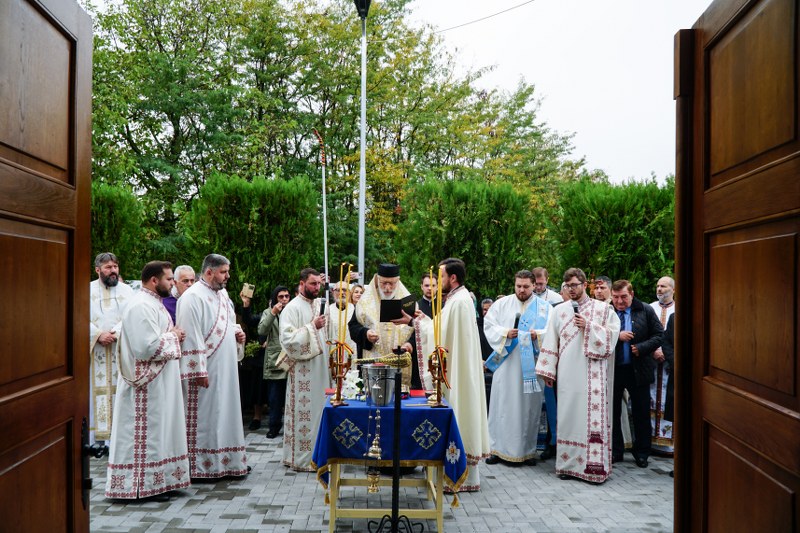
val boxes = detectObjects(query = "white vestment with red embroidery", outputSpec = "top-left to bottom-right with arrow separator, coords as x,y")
422,285 -> 490,491
649,300 -> 675,453
105,289 -> 189,498
89,279 -> 134,443
177,280 -> 247,478
536,297 -> 620,483
279,294 -> 329,471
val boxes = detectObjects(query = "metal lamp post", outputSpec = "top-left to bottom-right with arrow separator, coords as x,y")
354,0 -> 370,280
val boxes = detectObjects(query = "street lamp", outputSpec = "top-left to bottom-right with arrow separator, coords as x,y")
354,0 -> 370,281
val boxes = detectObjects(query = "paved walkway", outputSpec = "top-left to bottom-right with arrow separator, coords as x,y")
90,426 -> 674,533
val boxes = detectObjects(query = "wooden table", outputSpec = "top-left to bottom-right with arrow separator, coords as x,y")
312,397 -> 467,532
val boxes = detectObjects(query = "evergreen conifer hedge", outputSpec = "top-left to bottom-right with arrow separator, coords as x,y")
183,174 -> 322,310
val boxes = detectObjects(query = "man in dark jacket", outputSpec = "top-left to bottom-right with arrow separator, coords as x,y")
611,279 -> 664,467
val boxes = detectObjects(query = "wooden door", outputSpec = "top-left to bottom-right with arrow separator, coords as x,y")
0,0 -> 92,531
675,0 -> 800,531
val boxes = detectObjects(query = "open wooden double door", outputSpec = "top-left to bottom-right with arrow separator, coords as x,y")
675,0 -> 800,531
0,0 -> 797,531
0,0 -> 92,531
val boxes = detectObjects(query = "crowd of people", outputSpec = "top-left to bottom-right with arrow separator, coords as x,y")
90,251 -> 675,502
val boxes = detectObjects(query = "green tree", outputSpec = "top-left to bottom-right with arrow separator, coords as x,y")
86,0 -> 592,279
182,174 -> 322,309
549,177 -> 675,292
88,0 -> 245,234
90,182 -> 145,281
395,179 -> 535,299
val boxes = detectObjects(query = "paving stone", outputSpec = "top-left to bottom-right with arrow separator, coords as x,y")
90,424 -> 673,532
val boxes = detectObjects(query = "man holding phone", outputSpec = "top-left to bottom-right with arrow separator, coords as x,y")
535,268 -> 620,483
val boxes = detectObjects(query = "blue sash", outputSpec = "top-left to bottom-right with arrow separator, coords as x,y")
485,298 -> 550,392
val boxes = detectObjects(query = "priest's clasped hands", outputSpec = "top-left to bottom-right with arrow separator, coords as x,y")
169,326 -> 186,343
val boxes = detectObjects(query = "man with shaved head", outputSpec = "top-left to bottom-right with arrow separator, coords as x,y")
650,276 -> 676,454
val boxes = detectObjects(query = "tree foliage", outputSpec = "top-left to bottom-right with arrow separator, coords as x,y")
182,174 -> 322,309
395,179 -> 535,299
86,0 -> 580,264
85,0 -> 674,296
549,177 -> 675,293
90,181 -> 145,281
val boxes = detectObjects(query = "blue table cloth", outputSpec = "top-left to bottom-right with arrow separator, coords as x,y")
312,397 -> 468,491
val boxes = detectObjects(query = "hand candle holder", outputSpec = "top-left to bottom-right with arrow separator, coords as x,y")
427,346 -> 449,408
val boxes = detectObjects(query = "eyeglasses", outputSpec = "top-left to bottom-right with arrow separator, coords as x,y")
565,283 -> 584,290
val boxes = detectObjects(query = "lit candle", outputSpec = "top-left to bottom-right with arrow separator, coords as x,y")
436,265 -> 445,345
338,263 -> 345,344
429,266 -> 437,343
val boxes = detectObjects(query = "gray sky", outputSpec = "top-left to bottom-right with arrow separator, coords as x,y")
408,0 -> 708,183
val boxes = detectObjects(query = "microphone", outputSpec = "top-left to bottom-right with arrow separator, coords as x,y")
572,301 -> 580,315
513,313 -> 520,329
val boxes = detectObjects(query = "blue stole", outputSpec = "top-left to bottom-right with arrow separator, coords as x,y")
485,297 -> 550,392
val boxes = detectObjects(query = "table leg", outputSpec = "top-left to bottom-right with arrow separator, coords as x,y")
425,465 -> 433,501
436,465 -> 444,533
329,463 -> 339,533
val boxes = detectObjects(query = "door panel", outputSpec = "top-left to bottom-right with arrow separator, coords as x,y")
708,0 -> 795,178
707,431 -> 796,533
676,0 -> 800,531
0,0 -> 72,178
0,0 -> 92,531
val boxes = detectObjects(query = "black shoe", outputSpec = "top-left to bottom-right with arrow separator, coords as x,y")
669,470 -> 674,477
266,429 -> 279,439
248,419 -> 261,430
247,466 -> 252,473
612,455 -> 623,464
634,456 -> 648,468
558,474 -> 571,480
539,445 -> 556,461
485,455 -> 501,465
88,442 -> 109,458
137,492 -> 170,502
523,457 -> 537,466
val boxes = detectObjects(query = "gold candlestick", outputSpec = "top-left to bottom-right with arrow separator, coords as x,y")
427,265 -> 449,407
329,262 -> 353,407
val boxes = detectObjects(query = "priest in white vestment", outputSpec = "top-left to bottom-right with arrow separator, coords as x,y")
279,267 -> 329,471
536,268 -> 620,483
89,252 -> 135,445
348,263 -> 432,391
650,276 -> 676,454
105,261 -> 190,500
424,258 -> 490,491
483,270 -> 552,465
177,254 -> 248,479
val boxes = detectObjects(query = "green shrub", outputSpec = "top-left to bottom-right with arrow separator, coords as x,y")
395,179 -> 535,299
90,181 -> 145,281
549,177 -> 674,293
183,174 -> 322,310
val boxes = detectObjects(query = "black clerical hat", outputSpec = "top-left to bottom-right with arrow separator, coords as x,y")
377,263 -> 400,277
